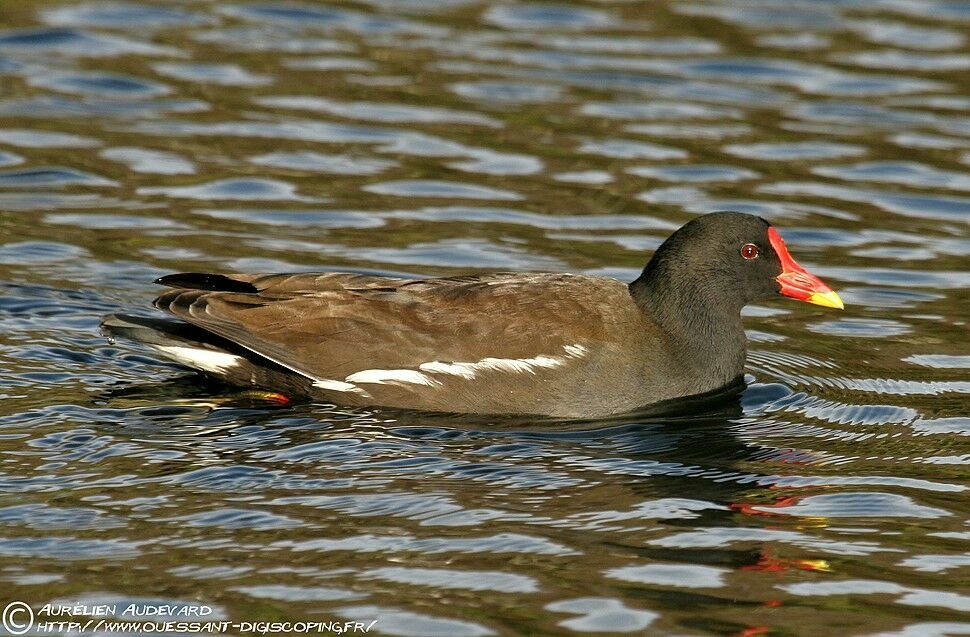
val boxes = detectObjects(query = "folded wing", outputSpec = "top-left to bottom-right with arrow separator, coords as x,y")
153,272 -> 614,387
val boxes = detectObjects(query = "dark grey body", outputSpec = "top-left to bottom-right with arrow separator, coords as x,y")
102,213 -> 795,419
103,272 -> 745,419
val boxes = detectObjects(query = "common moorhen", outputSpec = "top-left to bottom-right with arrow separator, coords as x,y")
102,212 -> 842,418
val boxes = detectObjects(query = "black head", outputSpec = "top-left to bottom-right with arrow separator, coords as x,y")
631,212 -> 842,314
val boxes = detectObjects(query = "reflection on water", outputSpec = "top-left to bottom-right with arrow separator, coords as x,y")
0,0 -> 967,635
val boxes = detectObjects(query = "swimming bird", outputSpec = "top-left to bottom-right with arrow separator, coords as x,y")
101,212 -> 842,418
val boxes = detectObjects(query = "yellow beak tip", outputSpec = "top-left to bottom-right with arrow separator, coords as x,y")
807,291 -> 844,310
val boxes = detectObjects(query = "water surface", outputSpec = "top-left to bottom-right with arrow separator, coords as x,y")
0,1 -> 967,635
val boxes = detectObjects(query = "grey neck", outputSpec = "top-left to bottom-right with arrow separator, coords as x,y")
628,272 -> 747,389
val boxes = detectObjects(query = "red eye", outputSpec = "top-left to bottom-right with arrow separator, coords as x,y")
741,243 -> 759,260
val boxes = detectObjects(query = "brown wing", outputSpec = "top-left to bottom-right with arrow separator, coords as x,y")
153,271 -> 628,383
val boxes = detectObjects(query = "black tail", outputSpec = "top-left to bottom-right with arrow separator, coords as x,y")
154,273 -> 257,293
100,314 -> 313,397
100,313 -> 233,350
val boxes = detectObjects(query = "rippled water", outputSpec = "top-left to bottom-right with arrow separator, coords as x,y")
0,1 -> 967,635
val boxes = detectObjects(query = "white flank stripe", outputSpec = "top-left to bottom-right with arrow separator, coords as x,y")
418,360 -> 478,379
563,344 -> 589,358
480,355 -> 561,374
340,344 -> 589,388
345,369 -> 440,386
418,343 -> 589,380
154,345 -> 241,374
312,379 -> 371,396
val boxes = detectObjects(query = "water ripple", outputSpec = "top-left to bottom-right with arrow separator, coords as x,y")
256,96 -> 501,127
751,493 -> 951,518
219,3 -> 444,36
0,167 -> 117,188
545,598 -> 657,633
484,4 -> 615,31
0,27 -> 177,57
606,563 -> 728,588
139,178 -> 311,201
100,147 -> 195,175
29,71 -> 171,98
152,62 -> 273,87
280,532 -> 578,556
363,180 -> 523,200
0,128 -> 101,148
43,3 -> 215,29
361,567 -> 538,593
628,163 -> 759,182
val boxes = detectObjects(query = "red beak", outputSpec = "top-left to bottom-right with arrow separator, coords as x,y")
767,227 -> 843,310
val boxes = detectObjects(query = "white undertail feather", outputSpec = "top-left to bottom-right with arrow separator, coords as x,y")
153,345 -> 243,374
312,379 -> 372,396
345,368 -> 440,387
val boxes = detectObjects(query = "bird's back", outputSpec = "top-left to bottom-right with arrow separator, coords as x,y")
146,271 -> 688,418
